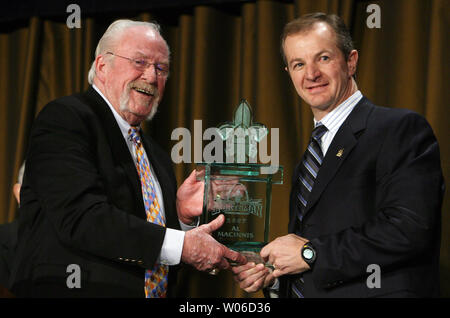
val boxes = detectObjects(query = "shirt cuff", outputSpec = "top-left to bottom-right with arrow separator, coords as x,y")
267,278 -> 280,298
158,228 -> 185,266
270,278 -> 280,290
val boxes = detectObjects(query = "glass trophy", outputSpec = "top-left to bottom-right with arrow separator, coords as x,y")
197,99 -> 283,266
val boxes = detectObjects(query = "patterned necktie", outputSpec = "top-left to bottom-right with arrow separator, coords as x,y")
128,126 -> 168,298
296,124 -> 328,222
291,123 -> 328,298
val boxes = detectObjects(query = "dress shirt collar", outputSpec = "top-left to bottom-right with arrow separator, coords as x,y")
314,90 -> 363,132
92,84 -> 140,141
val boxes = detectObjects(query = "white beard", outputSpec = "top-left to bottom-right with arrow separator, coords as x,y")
119,84 -> 160,121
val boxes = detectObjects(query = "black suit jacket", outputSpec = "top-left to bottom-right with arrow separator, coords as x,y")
281,97 -> 444,297
9,86 -> 180,297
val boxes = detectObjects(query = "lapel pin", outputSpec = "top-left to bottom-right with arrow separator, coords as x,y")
336,148 -> 344,157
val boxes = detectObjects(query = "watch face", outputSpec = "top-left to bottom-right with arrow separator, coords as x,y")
303,248 -> 314,260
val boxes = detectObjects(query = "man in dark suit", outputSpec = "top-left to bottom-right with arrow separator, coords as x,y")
232,13 -> 444,297
9,19 -> 245,297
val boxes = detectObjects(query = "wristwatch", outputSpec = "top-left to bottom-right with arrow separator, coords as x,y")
301,242 -> 316,266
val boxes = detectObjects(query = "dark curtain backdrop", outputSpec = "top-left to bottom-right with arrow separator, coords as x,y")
0,0 -> 448,297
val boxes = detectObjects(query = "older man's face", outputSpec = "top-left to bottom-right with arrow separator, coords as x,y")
102,26 -> 169,126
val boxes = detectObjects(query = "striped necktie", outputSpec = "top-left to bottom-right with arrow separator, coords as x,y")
128,126 -> 168,298
296,124 -> 328,222
291,123 -> 327,298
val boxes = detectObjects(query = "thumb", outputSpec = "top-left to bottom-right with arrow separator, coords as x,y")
260,245 -> 270,262
188,169 -> 197,181
204,214 -> 225,234
183,169 -> 196,185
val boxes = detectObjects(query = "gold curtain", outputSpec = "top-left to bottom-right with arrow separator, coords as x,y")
0,0 -> 448,297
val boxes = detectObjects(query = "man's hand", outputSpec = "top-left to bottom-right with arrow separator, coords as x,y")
176,170 -> 204,225
260,234 -> 310,278
181,214 -> 247,271
231,262 -> 275,293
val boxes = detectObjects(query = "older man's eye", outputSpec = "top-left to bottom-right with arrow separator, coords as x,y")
134,60 -> 147,67
156,63 -> 169,72
320,56 -> 330,62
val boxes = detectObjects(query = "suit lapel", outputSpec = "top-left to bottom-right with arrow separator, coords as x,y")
303,97 -> 374,217
80,86 -> 146,218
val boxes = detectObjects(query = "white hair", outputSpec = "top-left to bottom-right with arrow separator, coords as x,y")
87,19 -> 170,84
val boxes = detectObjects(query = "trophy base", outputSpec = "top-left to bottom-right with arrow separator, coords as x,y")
227,242 -> 274,269
227,241 -> 265,252
227,242 -> 264,264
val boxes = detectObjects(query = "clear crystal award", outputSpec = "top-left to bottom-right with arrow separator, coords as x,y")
197,100 -> 283,266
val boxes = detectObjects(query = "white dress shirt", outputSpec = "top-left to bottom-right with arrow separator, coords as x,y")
93,85 -> 192,266
313,90 -> 363,155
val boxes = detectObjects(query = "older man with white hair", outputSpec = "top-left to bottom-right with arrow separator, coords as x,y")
9,19 -> 245,298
